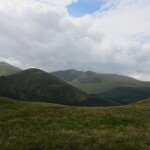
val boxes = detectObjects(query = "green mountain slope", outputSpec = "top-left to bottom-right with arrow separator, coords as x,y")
52,70 -> 150,104
0,97 -> 149,149
0,69 -> 88,105
98,87 -> 150,105
0,68 -> 126,106
52,69 -> 84,82
51,70 -> 150,94
0,62 -> 21,76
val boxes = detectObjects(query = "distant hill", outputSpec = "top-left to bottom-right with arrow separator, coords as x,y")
0,62 -> 21,76
51,69 -> 150,94
52,69 -> 84,82
51,69 -> 150,104
0,69 -> 89,105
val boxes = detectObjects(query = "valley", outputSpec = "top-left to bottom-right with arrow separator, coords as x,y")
0,63 -> 149,149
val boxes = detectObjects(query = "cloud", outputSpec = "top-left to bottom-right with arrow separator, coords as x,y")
0,0 -> 150,81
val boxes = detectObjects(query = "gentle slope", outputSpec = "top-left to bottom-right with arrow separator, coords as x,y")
0,97 -> 149,149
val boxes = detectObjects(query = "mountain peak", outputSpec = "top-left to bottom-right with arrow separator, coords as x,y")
85,71 -> 95,75
51,69 -> 84,82
0,62 -> 21,76
23,68 -> 44,73
0,62 -> 10,66
64,69 -> 83,73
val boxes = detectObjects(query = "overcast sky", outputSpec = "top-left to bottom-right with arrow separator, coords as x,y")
0,0 -> 150,81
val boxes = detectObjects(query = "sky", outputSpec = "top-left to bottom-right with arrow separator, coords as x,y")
0,0 -> 150,81
67,0 -> 105,17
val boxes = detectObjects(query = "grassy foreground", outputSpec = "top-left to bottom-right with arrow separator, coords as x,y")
0,97 -> 150,150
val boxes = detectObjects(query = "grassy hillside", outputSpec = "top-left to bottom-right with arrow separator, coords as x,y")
0,97 -> 149,150
0,62 -> 21,76
0,69 -> 88,105
52,70 -> 150,94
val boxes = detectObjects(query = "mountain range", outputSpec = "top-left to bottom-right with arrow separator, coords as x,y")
0,62 -> 150,106
51,69 -> 150,104
51,69 -> 150,94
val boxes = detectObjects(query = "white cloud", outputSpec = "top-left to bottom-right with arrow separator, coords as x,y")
0,0 -> 150,81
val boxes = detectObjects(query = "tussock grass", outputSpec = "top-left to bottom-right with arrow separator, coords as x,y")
0,97 -> 150,150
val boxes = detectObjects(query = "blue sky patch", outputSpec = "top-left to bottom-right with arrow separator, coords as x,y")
67,0 -> 106,17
